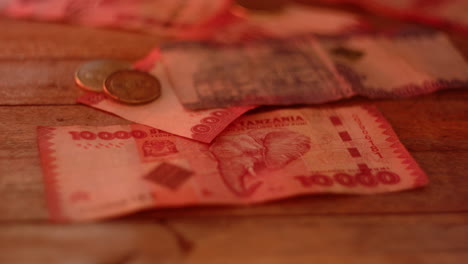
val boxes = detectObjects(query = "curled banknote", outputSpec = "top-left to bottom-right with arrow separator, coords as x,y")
176,2 -> 369,42
1,0 -> 366,38
78,49 -> 255,143
320,0 -> 468,35
1,0 -> 233,36
161,30 -> 468,110
37,105 -> 427,222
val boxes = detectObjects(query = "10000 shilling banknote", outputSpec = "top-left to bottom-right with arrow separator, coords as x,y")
78,52 -> 255,144
37,106 -> 428,222
162,31 -> 468,110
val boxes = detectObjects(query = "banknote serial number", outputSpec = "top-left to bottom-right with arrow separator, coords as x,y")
68,130 -> 148,140
295,170 -> 400,188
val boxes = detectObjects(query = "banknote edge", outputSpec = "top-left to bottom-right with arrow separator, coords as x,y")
334,18 -> 374,36
361,105 -> 429,188
37,126 -> 67,222
77,92 -> 256,143
133,48 -> 161,71
344,0 -> 468,35
335,62 -> 468,98
77,91 -> 107,105
190,106 -> 257,143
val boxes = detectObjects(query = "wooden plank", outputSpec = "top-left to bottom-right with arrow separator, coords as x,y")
0,105 -> 130,220
1,93 -> 465,154
0,60 -> 85,105
0,61 -> 467,107
0,61 -> 466,105
0,60 -> 467,106
0,221 -> 182,264
1,16 -> 468,106
0,43 -> 467,107
1,99 -> 467,220
0,18 -> 162,105
1,214 -> 467,263
0,18 -> 160,104
0,3 -> 466,263
376,91 -> 468,152
0,17 -> 159,60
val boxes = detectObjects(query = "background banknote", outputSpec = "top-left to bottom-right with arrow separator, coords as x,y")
177,2 -> 367,42
161,30 -> 468,110
241,4 -> 365,37
37,105 -> 428,222
319,0 -> 468,35
2,0 -> 232,36
1,0 -> 366,38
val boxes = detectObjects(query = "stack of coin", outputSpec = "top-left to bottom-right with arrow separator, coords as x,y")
74,59 -> 161,104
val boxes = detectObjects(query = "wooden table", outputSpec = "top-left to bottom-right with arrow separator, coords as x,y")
1,4 -> 468,264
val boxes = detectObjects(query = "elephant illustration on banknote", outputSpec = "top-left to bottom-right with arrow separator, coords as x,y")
209,129 -> 311,197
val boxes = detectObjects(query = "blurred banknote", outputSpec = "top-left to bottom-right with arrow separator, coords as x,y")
1,0 -> 365,37
37,105 -> 427,222
161,30 -> 468,110
78,49 -> 254,143
320,0 -> 468,35
2,0 -> 232,36
177,2 -> 368,41
237,3 -> 365,36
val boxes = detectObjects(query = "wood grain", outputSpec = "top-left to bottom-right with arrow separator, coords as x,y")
1,214 -> 467,264
0,17 -> 158,60
0,1 -> 468,263
0,60 -> 84,105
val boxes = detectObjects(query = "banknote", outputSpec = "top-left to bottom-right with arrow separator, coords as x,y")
321,29 -> 468,98
1,0 -> 366,38
241,4 -> 368,37
177,3 -> 368,42
2,0 -> 232,36
161,30 -> 468,110
78,49 -> 254,143
320,0 -> 468,35
37,105 -> 428,222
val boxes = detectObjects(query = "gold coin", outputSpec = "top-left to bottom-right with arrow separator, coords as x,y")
236,0 -> 287,12
75,60 -> 132,92
103,70 -> 161,104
